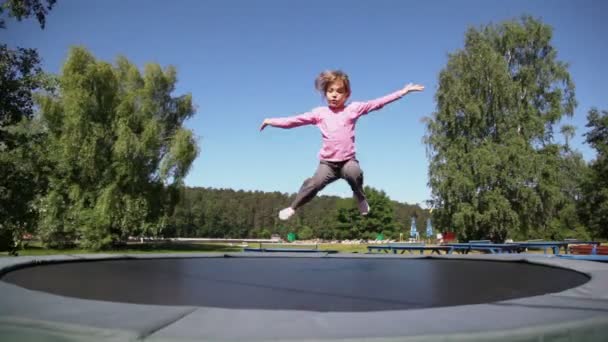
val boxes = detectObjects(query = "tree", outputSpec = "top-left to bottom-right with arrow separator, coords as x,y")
0,0 -> 57,253
0,0 -> 57,29
552,124 -> 588,240
579,108 -> 608,238
425,16 -> 577,241
0,46 -> 49,253
36,47 -> 198,249
297,226 -> 313,240
332,187 -> 399,240
560,124 -> 576,152
0,46 -> 44,136
165,186 -> 421,241
0,118 -> 49,252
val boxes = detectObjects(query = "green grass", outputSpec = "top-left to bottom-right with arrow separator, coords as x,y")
253,243 -> 370,253
1,241 -> 244,257
4,240 -> 580,257
0,241 -> 374,257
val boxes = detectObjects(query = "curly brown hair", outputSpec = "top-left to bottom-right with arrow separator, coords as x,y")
314,70 -> 351,97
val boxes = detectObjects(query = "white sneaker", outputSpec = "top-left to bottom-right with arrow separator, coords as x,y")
358,200 -> 370,216
279,207 -> 295,220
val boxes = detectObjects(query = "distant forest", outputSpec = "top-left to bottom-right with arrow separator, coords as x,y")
165,186 -> 429,241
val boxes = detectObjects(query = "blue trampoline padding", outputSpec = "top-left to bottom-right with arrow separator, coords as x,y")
2,253 -> 608,341
557,254 -> 608,262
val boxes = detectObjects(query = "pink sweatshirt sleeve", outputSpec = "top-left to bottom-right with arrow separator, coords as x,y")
266,111 -> 319,129
353,90 -> 405,118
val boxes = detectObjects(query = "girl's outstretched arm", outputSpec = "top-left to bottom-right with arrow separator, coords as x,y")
354,83 -> 424,118
260,111 -> 319,131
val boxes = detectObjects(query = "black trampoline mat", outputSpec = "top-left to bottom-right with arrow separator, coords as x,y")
1,257 -> 589,312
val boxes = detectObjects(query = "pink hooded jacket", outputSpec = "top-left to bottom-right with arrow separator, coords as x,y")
266,90 -> 405,161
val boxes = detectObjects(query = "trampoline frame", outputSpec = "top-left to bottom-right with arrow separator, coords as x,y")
1,252 -> 608,342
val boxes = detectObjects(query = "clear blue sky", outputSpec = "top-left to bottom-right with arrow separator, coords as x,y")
4,0 -> 607,205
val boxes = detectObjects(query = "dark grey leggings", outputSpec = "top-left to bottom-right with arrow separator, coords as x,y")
291,159 -> 366,210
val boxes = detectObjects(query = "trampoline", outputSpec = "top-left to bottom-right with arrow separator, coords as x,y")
1,253 -> 608,341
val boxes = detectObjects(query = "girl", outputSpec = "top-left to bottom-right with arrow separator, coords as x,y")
260,70 -> 424,220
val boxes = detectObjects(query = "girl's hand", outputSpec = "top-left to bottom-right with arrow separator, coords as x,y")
403,83 -> 425,95
259,119 -> 269,131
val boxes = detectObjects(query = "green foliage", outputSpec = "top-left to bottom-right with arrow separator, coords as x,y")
329,187 -> 399,240
165,186 -> 424,241
425,16 -> 585,241
579,108 -> 608,239
259,229 -> 271,239
0,1 -> 56,252
0,0 -> 56,29
36,47 -> 198,249
0,46 -> 44,133
297,226 -> 314,240
0,118 -> 49,252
